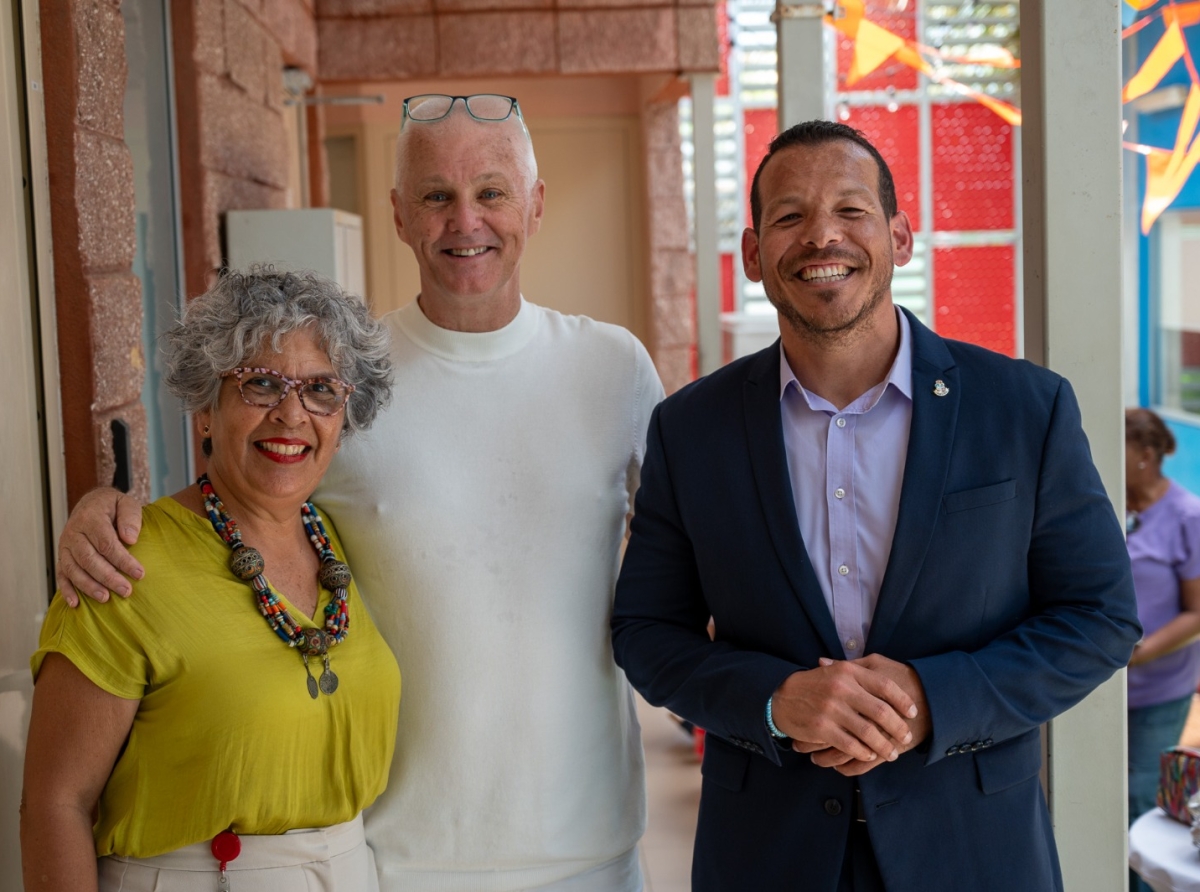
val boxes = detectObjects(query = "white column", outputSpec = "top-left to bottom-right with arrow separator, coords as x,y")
1021,3 -> 1128,891
775,2 -> 827,127
690,73 -> 722,376
0,0 -> 62,887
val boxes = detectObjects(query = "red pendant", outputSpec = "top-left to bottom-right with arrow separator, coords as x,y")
211,829 -> 241,868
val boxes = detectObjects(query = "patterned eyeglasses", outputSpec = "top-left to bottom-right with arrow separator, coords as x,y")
401,94 -> 524,130
222,368 -> 355,416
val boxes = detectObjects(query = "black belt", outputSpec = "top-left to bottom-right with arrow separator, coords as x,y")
853,786 -> 867,824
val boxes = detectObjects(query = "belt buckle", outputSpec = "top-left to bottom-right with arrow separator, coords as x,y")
854,787 -> 866,824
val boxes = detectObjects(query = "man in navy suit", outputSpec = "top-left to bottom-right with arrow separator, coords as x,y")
611,121 -> 1140,892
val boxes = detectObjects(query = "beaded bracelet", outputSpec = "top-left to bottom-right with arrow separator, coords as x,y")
766,694 -> 789,740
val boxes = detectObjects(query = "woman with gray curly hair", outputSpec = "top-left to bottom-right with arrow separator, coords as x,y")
22,268 -> 400,892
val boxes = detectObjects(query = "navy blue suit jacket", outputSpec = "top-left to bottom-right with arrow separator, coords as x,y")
612,310 -> 1140,892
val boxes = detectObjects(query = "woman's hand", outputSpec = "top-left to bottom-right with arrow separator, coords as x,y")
21,654 -> 139,892
1129,576 -> 1200,666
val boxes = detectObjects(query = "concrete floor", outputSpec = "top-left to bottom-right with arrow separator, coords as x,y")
636,695 -> 702,892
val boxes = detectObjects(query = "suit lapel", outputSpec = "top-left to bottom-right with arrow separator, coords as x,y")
867,312 -> 959,654
743,343 -> 844,656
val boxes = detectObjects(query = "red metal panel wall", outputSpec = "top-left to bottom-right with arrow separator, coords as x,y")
743,106 -> 778,225
933,245 -> 1015,356
845,105 -> 921,231
836,4 -> 917,92
931,103 -> 1014,232
720,252 -> 735,313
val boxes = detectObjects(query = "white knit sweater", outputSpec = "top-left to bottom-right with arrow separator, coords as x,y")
316,298 -> 663,892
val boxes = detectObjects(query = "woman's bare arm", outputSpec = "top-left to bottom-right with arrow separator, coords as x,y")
1129,576 -> 1200,666
21,654 -> 139,892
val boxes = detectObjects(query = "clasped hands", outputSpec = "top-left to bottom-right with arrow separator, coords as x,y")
771,654 -> 931,777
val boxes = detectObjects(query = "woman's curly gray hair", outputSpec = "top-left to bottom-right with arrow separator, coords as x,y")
164,266 -> 393,437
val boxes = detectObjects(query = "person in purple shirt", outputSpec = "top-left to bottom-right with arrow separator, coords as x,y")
1125,408 -> 1200,842
612,120 -> 1139,892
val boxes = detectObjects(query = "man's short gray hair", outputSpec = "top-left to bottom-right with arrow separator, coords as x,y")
392,111 -> 538,192
164,266 -> 393,436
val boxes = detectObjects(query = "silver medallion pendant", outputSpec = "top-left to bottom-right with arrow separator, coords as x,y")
303,654 -> 319,699
319,655 -> 339,695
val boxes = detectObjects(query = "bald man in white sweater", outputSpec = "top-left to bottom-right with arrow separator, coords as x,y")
56,95 -> 664,891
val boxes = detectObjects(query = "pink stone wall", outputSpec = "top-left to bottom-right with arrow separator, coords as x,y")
173,0 -> 318,299
640,95 -> 696,393
316,0 -> 718,82
41,0 -> 149,505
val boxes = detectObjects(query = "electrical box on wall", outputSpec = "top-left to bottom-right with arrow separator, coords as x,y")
225,209 -> 366,301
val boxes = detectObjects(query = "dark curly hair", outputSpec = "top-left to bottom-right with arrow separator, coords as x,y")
1125,407 -> 1176,465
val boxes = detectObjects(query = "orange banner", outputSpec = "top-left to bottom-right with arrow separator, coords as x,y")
1168,84 -> 1200,179
829,0 -> 864,39
826,6 -> 1021,126
1142,134 -> 1200,233
1140,83 -> 1200,232
1123,19 -> 1186,102
847,18 -> 907,85
1165,1 -> 1200,28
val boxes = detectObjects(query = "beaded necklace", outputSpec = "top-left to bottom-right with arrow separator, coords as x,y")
199,474 -> 352,698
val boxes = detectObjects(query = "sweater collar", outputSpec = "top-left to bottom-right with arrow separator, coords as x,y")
394,296 -> 539,362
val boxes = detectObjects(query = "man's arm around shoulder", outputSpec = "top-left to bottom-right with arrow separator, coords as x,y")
56,488 -> 146,606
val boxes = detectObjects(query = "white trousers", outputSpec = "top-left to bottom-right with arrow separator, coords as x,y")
98,814 -> 377,892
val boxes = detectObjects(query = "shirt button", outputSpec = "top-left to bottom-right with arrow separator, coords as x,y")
838,564 -> 849,576
835,417 -> 847,428
845,638 -> 858,651
835,488 -> 846,499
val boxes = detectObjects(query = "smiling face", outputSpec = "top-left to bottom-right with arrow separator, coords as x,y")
742,139 -> 913,345
391,113 -> 545,331
196,327 -> 344,514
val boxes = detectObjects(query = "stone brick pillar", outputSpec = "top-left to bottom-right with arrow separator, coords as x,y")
41,0 -> 149,505
172,0 -> 317,298
641,94 -> 696,394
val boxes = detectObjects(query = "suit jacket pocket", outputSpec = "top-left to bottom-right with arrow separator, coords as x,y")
943,480 -> 1017,515
974,729 -> 1041,794
702,734 -> 751,792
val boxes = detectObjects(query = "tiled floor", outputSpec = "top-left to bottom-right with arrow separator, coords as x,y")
637,695 -> 702,892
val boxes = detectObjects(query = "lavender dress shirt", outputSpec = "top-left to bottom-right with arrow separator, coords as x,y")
779,309 -> 913,658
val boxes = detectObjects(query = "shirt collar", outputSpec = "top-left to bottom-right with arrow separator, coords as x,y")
778,306 -> 914,410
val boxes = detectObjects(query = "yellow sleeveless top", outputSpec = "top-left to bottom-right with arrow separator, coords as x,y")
32,495 -> 401,858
